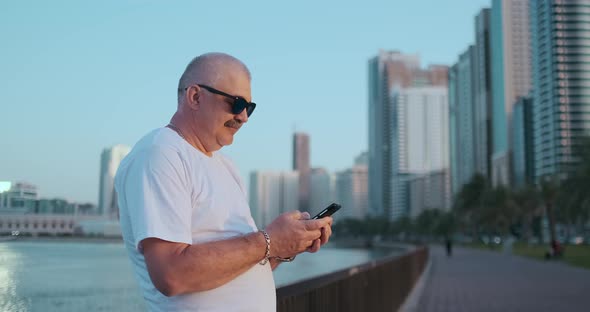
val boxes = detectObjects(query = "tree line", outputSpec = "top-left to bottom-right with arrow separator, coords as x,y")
334,138 -> 590,245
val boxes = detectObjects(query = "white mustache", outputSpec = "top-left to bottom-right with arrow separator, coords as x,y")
224,120 -> 242,129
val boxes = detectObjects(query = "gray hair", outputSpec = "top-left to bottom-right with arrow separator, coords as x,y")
177,52 -> 251,104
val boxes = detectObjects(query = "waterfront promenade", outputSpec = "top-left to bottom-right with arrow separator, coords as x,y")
411,245 -> 590,312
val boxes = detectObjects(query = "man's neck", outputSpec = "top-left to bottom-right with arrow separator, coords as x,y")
169,116 -> 213,157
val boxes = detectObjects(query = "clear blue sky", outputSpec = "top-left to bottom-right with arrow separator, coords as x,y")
1,0 -> 490,204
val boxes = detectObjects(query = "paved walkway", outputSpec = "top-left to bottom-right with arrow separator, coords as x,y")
414,246 -> 590,312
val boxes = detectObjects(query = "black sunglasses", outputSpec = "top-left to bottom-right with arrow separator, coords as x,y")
181,84 -> 256,117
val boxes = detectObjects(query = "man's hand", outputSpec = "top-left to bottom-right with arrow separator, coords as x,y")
265,211 -> 333,258
300,211 -> 333,253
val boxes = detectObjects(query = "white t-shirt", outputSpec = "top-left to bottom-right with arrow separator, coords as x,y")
114,127 -> 276,312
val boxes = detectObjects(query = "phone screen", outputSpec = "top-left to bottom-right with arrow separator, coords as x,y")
312,203 -> 341,219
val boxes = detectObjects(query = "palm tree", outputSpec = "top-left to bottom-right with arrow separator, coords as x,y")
557,136 -> 590,236
453,174 -> 487,237
414,209 -> 442,239
477,186 -> 514,238
434,211 -> 456,238
511,185 -> 541,242
391,216 -> 413,240
540,175 -> 560,247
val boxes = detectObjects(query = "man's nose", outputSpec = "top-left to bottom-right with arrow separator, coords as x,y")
235,108 -> 249,123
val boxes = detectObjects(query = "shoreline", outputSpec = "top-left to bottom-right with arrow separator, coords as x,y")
3,236 -> 415,251
2,236 -> 124,244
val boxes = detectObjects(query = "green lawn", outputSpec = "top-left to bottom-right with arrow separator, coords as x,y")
512,242 -> 590,270
461,242 -> 590,270
461,242 -> 502,252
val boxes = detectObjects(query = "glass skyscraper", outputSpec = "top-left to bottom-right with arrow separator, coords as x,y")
530,0 -> 590,179
490,0 -> 532,186
474,8 -> 493,181
512,96 -> 534,187
449,47 -> 477,195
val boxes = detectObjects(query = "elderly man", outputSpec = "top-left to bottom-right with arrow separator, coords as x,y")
114,52 -> 333,311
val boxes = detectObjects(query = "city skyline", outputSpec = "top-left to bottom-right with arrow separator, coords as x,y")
368,50 -> 450,220
1,1 -> 490,203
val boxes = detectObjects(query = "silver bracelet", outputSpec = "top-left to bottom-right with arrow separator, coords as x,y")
272,255 -> 296,262
259,230 -> 271,265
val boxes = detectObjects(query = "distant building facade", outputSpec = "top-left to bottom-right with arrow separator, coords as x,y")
309,168 -> 336,213
249,171 -> 299,227
293,133 -> 310,212
0,214 -> 78,236
0,181 -> 38,213
0,213 -> 106,237
368,50 -> 448,219
354,151 -> 368,167
408,170 -> 451,218
530,0 -> 590,180
512,96 -> 534,187
490,0 -> 532,186
474,8 -> 494,182
335,164 -> 368,220
391,86 -> 449,219
449,47 -> 477,195
98,144 -> 130,219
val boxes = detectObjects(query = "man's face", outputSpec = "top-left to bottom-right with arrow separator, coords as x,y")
195,70 -> 251,150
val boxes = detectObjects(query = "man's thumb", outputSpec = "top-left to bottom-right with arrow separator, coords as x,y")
287,210 -> 302,219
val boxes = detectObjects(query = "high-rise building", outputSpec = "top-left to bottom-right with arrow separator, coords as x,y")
249,171 -> 299,227
369,51 -> 419,220
98,144 -> 130,219
449,47 -> 477,195
293,132 -> 310,212
474,8 -> 494,181
512,96 -> 534,187
530,0 -> 590,180
490,0 -> 532,186
309,168 -> 335,213
368,50 -> 448,220
335,165 -> 368,220
391,86 -> 449,218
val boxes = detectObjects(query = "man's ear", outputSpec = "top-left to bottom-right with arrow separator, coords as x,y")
186,85 -> 201,111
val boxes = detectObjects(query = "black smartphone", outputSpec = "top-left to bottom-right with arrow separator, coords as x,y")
312,203 -> 341,219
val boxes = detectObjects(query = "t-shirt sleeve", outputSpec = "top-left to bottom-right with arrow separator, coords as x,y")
121,146 -> 193,252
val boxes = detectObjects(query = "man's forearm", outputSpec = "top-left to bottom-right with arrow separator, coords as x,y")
146,231 -> 268,296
